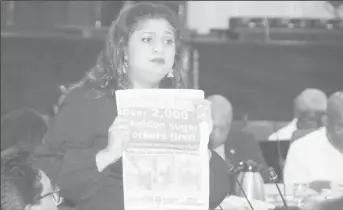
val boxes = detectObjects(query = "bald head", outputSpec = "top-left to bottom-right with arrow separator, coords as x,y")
206,95 -> 233,124
206,95 -> 233,149
294,89 -> 327,117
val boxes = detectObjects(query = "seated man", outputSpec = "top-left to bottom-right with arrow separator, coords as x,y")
206,95 -> 233,160
283,91 -> 343,191
207,95 -> 267,169
290,109 -> 326,144
268,88 -> 327,141
1,148 -> 60,210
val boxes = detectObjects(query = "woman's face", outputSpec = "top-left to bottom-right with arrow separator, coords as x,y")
126,18 -> 176,87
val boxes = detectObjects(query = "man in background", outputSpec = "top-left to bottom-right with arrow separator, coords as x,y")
207,95 -> 232,160
283,91 -> 343,191
268,88 -> 327,141
207,95 -> 267,170
1,148 -> 60,210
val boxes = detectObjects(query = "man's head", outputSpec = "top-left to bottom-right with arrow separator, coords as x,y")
294,89 -> 327,129
206,95 -> 233,149
1,107 -> 49,152
1,148 -> 60,210
326,91 -> 343,150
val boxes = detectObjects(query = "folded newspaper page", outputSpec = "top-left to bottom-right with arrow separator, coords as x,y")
115,89 -> 210,210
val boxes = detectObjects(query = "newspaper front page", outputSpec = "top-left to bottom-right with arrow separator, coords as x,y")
116,89 -> 210,210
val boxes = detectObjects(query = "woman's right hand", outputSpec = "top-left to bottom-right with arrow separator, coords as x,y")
96,116 -> 131,172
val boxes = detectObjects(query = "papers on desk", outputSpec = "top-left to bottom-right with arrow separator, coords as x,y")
216,195 -> 275,210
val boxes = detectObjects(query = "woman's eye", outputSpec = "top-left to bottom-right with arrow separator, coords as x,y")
165,39 -> 174,44
142,37 -> 152,42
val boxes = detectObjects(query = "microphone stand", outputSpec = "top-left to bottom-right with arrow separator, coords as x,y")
267,167 -> 289,210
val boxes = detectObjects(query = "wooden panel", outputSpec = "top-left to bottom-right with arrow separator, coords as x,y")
194,40 -> 343,121
67,2 -> 97,26
1,34 -> 342,120
3,2 -> 101,29
100,1 -> 125,26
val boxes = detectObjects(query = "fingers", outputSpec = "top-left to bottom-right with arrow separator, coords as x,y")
108,116 -> 131,147
107,116 -> 131,153
109,116 -> 130,132
194,100 -> 211,119
195,100 -> 213,133
197,106 -> 212,120
193,99 -> 211,110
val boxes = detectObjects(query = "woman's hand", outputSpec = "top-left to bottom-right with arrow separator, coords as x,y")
194,99 -> 213,134
194,99 -> 213,161
96,116 -> 131,172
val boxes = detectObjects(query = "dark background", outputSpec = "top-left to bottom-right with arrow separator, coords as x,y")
1,1 -> 343,121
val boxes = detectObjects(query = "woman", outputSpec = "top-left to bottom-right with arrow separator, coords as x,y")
34,3 -> 230,210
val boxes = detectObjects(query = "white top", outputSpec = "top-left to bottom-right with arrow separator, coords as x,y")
268,119 -> 297,141
283,127 -> 343,186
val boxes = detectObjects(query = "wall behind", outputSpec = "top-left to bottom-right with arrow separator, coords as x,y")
187,1 -> 341,33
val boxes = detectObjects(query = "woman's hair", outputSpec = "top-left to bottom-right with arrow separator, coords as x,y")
1,108 -> 49,152
69,2 -> 188,95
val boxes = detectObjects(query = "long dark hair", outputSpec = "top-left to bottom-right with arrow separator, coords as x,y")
68,2 -> 188,97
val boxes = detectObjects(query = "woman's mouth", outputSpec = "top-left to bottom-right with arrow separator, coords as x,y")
150,58 -> 165,64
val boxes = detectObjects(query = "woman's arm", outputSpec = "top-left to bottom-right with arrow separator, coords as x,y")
34,89 -> 117,205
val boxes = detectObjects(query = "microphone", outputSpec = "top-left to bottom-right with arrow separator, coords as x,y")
228,161 -> 256,210
232,161 -> 247,173
267,167 -> 289,210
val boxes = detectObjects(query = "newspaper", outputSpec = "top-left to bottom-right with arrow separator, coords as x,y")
115,89 -> 211,210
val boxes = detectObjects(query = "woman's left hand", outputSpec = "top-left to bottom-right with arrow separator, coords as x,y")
194,99 -> 213,161
194,99 -> 213,134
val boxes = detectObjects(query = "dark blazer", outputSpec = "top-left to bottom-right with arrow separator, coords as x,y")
224,129 -> 270,186
34,83 -> 230,210
225,130 -> 268,169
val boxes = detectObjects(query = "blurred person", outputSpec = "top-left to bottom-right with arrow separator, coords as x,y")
290,109 -> 326,143
207,95 -> 267,169
268,89 -> 327,141
1,107 -> 49,152
1,148 -> 60,210
207,94 -> 268,195
207,94 -> 233,159
283,91 -> 343,190
34,3 -> 230,210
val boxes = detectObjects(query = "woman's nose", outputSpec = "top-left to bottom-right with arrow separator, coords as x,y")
152,41 -> 163,53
